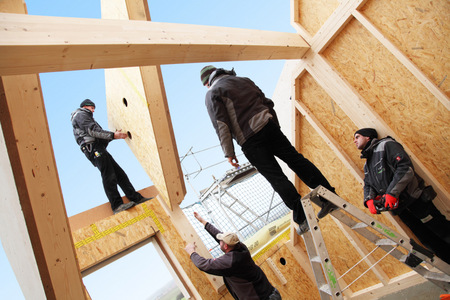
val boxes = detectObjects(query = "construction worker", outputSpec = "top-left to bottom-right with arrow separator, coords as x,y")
71,99 -> 151,214
354,128 -> 450,264
185,212 -> 282,300
199,65 -> 338,235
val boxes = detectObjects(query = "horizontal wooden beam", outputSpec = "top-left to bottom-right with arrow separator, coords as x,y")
0,12 -> 309,75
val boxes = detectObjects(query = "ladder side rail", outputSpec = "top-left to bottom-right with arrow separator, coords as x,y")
303,231 -> 334,299
307,187 -> 450,291
302,197 -> 344,299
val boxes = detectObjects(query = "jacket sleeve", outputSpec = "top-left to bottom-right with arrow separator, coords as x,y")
205,222 -> 222,244
205,91 -> 236,158
190,252 -> 235,277
77,111 -> 114,141
384,141 -> 414,198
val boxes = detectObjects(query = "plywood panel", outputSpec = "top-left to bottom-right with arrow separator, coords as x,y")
323,18 -> 450,193
259,243 -> 319,300
360,0 -> 450,97
295,0 -> 339,36
72,196 -> 226,299
105,67 -> 174,207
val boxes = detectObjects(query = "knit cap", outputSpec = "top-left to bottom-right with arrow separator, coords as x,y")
80,99 -> 96,108
354,128 -> 378,140
200,65 -> 217,85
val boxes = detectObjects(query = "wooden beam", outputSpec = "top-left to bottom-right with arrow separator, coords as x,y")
0,12 -> 309,75
308,0 -> 369,53
0,74 -> 86,299
0,121 -> 46,299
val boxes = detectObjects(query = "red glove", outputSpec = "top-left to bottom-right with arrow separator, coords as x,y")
383,194 -> 399,210
366,199 -> 378,214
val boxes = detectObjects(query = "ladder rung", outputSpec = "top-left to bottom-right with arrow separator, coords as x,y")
319,284 -> 332,295
351,222 -> 367,229
311,256 -> 321,263
424,272 -> 450,282
376,239 -> 397,246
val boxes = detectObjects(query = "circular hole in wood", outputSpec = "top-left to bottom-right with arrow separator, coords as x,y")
127,131 -> 132,139
279,257 -> 286,265
123,98 -> 128,107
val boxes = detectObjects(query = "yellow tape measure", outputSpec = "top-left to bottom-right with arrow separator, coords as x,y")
75,203 -> 164,249
252,229 -> 291,261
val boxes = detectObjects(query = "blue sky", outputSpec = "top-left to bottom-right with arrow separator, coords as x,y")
1,0 -> 295,298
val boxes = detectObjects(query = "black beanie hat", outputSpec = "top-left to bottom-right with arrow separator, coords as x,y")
200,65 -> 217,85
355,128 -> 378,140
80,99 -> 96,108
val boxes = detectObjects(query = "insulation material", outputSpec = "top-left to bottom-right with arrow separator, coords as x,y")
323,18 -> 450,192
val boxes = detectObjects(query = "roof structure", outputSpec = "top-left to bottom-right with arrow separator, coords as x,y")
1,0 -> 448,299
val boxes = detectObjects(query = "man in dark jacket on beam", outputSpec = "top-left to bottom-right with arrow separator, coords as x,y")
200,65 -> 338,234
185,212 -> 281,300
354,128 -> 450,264
71,99 -> 151,214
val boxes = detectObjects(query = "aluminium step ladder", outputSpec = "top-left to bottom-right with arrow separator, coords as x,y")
300,186 -> 450,299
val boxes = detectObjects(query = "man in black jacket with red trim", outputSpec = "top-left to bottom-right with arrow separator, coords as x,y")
354,128 -> 450,264
185,212 -> 281,300
71,99 -> 151,214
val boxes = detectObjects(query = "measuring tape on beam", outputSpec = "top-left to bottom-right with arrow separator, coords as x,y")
252,228 -> 291,261
74,203 -> 164,249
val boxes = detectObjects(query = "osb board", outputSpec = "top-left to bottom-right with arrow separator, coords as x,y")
73,197 -> 225,299
72,201 -> 159,271
322,18 -> 450,192
360,0 -> 450,97
105,67 -> 174,208
255,237 -> 319,299
295,72 -> 364,172
295,0 -> 340,36
295,117 -> 411,290
69,186 -> 159,231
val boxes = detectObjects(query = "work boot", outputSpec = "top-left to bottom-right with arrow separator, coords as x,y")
317,199 -> 338,219
296,220 -> 309,235
133,196 -> 154,205
113,202 -> 135,214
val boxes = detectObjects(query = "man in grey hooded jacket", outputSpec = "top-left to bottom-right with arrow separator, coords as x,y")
200,66 -> 338,234
71,99 -> 150,214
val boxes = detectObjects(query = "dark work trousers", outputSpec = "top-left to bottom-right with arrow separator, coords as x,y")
242,120 -> 335,225
83,143 -> 142,211
396,199 -> 450,264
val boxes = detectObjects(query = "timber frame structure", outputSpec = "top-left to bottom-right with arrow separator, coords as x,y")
0,0 -> 448,299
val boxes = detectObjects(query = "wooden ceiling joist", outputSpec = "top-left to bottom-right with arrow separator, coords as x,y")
0,12 -> 309,75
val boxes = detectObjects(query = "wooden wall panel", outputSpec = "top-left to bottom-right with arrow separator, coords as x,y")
72,196 -> 227,299
360,0 -> 450,97
255,237 -> 319,299
295,0 -> 339,36
323,18 -> 450,193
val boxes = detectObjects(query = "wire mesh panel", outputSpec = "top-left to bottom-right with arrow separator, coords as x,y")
183,164 -> 290,258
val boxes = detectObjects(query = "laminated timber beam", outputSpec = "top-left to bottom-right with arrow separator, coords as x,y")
0,12 -> 309,76
0,1 -> 86,299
